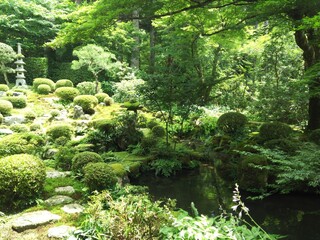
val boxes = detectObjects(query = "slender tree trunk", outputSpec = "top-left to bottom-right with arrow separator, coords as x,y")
131,10 -> 140,69
3,73 -> 9,85
149,22 -> 156,74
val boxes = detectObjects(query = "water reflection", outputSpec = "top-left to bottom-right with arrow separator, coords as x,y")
132,164 -> 320,240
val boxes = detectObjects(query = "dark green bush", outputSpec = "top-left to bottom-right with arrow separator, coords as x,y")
83,162 -> 118,191
72,151 -> 103,177
46,124 -> 73,141
217,112 -> 247,136
0,84 -> 9,92
0,99 -> 13,115
55,79 -> 74,89
2,96 -> 27,108
259,122 -> 292,142
55,147 -> 77,171
55,87 -> 80,102
239,154 -> 268,190
95,92 -> 109,103
264,139 -> 299,154
147,119 -> 159,129
91,119 -> 114,132
309,129 -> 320,145
0,133 -> 44,157
37,84 -> 51,95
151,125 -> 166,138
33,78 -> 55,92
24,57 -> 48,85
150,159 -> 182,177
0,154 -> 46,212
73,95 -> 99,114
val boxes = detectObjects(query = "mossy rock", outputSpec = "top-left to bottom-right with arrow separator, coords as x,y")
109,163 -> 127,177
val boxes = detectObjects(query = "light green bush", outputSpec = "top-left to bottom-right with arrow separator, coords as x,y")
0,84 -> 9,92
37,84 -> 51,95
73,95 -> 98,114
151,125 -> 166,138
72,151 -> 103,177
33,78 -> 55,92
95,92 -> 109,103
29,123 -> 41,132
55,79 -> 74,89
104,96 -> 113,106
0,154 -> 46,212
83,162 -> 118,191
55,87 -> 80,101
0,99 -> 13,115
24,110 -> 37,121
109,163 -> 127,177
10,124 -> 29,133
76,81 -> 99,95
46,124 -> 73,141
2,96 -> 27,108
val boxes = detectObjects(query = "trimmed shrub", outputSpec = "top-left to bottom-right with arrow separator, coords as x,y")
147,119 -> 159,129
29,123 -> 41,132
151,125 -> 165,138
10,124 -> 29,133
91,119 -> 113,132
104,96 -> 113,106
217,112 -> 247,136
0,99 -> 13,115
72,151 -> 103,177
73,95 -> 98,114
33,78 -> 55,92
0,133 -> 44,157
0,154 -> 46,212
77,81 -> 99,95
109,163 -> 127,177
309,129 -> 320,145
259,122 -> 292,142
2,96 -> 27,108
123,101 -> 142,112
0,84 -> 9,92
24,57 -> 48,85
55,79 -> 74,89
24,110 -> 37,121
55,147 -> 77,171
55,87 -> 80,102
46,124 -> 73,141
83,162 -> 118,191
239,154 -> 268,190
95,92 -> 109,103
37,84 -> 51,95
50,109 -> 60,118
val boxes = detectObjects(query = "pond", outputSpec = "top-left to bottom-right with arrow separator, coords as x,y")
131,164 -> 320,240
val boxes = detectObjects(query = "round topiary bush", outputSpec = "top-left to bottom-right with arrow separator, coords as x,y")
10,124 -> 29,133
72,151 -> 103,177
147,119 -> 159,129
46,124 -> 73,141
29,123 -> 41,132
83,162 -> 118,191
55,87 -> 80,102
109,163 -> 127,178
0,154 -> 46,212
55,79 -> 74,89
103,96 -> 113,106
2,96 -> 27,108
259,122 -> 292,142
33,78 -> 55,92
95,92 -> 109,103
24,110 -> 37,121
76,81 -> 98,95
37,84 -> 51,95
0,84 -> 9,92
73,95 -> 99,114
217,112 -> 247,136
0,99 -> 13,115
151,125 -> 166,138
55,147 -> 77,171
91,119 -> 114,132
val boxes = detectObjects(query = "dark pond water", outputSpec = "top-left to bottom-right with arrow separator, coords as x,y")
131,164 -> 320,240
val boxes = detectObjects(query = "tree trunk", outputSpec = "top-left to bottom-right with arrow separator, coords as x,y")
149,22 -> 156,74
3,73 -> 9,85
131,10 -> 140,69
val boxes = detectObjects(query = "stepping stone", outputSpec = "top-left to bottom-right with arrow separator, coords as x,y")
45,195 -> 74,207
46,170 -> 71,179
48,225 -> 76,239
0,129 -> 13,135
61,204 -> 84,214
12,210 -> 61,232
55,186 -> 75,195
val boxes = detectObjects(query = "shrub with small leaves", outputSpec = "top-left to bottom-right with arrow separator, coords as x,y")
50,109 -> 60,118
0,84 -> 9,92
77,81 -> 99,95
0,154 -> 46,212
55,147 -> 77,171
259,122 -> 292,142
72,151 -> 103,177
83,162 -> 118,191
55,87 -> 80,102
46,124 -> 73,141
217,112 -> 247,136
95,92 -> 109,103
55,79 -> 74,89
150,159 -> 182,177
73,95 -> 99,114
37,84 -> 51,95
104,96 -> 113,106
151,125 -> 166,138
2,96 -> 27,108
33,78 -> 55,92
10,124 -> 29,133
29,123 -> 41,132
24,110 -> 37,121
0,99 -> 13,115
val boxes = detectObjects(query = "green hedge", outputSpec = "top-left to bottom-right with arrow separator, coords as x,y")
2,96 -> 27,108
24,57 -> 48,85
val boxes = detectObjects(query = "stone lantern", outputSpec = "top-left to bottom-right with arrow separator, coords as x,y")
14,43 -> 27,87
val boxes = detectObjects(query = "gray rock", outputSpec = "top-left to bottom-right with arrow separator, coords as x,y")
0,91 -> 6,97
55,186 -> 75,195
73,105 -> 84,119
46,170 -> 71,179
3,115 -> 26,125
48,225 -> 76,239
46,148 -> 59,158
12,210 -> 61,232
45,195 -> 74,207
12,92 -> 24,96
61,204 -> 84,214
0,128 -> 13,135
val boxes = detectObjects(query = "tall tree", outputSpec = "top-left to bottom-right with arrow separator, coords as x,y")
0,42 -> 17,85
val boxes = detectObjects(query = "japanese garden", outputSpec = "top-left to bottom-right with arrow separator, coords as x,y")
0,0 -> 320,239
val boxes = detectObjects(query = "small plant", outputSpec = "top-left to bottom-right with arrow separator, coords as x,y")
55,87 -> 80,102
10,124 -> 29,133
95,92 -> 109,103
30,123 -> 41,131
0,99 -> 13,115
72,151 -> 103,177
217,112 -> 247,136
24,110 -> 37,121
73,95 -> 99,114
150,159 -> 182,177
33,78 -> 55,92
0,84 -> 9,92
0,154 -> 46,212
103,96 -> 113,106
55,79 -> 74,89
37,84 -> 51,94
46,124 -> 73,141
83,162 -> 118,191
54,146 -> 77,171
